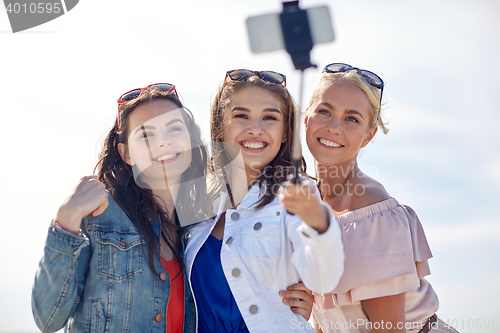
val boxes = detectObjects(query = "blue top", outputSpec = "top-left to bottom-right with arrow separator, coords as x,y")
191,235 -> 249,333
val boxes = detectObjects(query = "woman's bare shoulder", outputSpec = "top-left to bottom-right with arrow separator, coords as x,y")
349,175 -> 391,210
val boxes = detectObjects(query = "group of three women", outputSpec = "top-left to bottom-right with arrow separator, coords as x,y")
32,64 -> 455,333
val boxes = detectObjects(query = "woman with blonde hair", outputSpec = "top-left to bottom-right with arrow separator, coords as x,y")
305,63 -> 458,333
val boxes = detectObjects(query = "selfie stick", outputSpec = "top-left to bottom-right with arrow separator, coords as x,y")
280,0 -> 317,184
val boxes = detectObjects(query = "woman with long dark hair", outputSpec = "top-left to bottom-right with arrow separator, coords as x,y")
32,85 -> 205,333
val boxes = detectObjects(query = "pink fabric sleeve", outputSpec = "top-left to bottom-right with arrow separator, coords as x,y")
314,198 -> 433,308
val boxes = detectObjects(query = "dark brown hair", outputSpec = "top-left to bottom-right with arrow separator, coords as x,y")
209,75 -> 306,209
95,89 -> 207,277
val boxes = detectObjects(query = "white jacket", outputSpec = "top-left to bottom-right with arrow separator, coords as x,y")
185,184 -> 344,332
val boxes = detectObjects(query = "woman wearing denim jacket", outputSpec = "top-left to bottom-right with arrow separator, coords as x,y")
32,86 -> 203,333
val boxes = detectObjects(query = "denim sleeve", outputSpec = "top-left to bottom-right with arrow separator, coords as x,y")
31,224 -> 91,333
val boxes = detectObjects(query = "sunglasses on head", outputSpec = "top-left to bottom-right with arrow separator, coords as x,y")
224,69 -> 286,87
322,63 -> 384,111
116,83 -> 178,129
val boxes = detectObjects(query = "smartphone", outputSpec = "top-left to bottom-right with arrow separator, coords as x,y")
246,5 -> 334,53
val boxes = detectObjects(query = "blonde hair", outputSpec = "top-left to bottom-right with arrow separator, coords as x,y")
306,71 -> 389,134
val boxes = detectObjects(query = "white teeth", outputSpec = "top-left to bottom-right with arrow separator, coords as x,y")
242,141 -> 265,149
319,138 -> 341,147
157,153 -> 177,161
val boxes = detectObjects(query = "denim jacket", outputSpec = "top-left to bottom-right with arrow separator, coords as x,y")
31,194 -> 196,333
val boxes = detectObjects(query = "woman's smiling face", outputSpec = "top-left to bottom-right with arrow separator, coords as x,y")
119,99 -> 192,186
222,86 -> 284,179
305,80 -> 377,168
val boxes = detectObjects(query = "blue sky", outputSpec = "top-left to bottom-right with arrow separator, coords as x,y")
1,0 -> 499,332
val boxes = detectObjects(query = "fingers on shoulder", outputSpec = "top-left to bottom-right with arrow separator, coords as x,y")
79,175 -> 106,190
81,175 -> 98,182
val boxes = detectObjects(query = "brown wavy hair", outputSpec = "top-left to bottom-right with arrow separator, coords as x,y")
95,89 -> 207,277
209,75 -> 306,209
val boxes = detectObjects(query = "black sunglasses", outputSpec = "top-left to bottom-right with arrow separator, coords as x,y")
323,63 -> 384,111
224,69 -> 286,87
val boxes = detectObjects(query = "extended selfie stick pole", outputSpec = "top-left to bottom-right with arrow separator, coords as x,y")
280,0 -> 317,184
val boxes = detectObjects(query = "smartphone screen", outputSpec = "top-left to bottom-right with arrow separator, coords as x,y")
246,5 -> 334,54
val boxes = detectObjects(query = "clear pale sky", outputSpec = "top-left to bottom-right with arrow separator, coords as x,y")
1,1 -> 499,332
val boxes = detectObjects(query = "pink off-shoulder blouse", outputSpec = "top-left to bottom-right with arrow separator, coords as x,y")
313,198 -> 456,333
